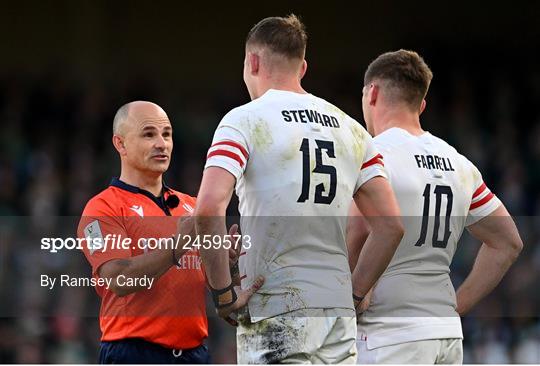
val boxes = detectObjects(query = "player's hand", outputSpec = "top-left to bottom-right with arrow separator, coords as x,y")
228,224 -> 242,285
218,276 -> 264,326
354,288 -> 373,316
228,224 -> 242,264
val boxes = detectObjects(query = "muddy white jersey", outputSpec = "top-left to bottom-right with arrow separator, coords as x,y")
205,89 -> 387,321
358,127 -> 501,349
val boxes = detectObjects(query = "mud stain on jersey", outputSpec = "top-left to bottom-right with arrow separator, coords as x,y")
284,285 -> 308,311
282,135 -> 301,162
260,218 -> 287,264
259,292 -> 272,309
265,220 -> 279,240
238,315 -> 307,363
324,103 -> 347,121
348,123 -> 366,166
330,128 -> 348,159
251,119 -> 273,150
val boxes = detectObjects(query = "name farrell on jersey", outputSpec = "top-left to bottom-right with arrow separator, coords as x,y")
414,154 -> 455,171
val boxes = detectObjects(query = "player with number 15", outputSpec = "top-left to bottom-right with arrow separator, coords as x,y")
194,14 -> 404,364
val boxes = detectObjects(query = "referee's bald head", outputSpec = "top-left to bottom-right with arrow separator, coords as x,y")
113,101 -> 169,136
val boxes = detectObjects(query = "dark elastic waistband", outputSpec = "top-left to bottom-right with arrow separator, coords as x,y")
101,338 -> 203,352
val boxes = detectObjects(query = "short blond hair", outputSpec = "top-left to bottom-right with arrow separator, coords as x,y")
246,14 -> 307,60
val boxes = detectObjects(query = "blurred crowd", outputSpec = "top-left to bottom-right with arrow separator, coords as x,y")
0,58 -> 539,363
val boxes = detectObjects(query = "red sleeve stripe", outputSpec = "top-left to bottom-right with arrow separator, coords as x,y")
211,141 -> 248,159
470,192 -> 494,210
361,154 -> 384,169
472,182 -> 487,198
240,274 -> 247,280
207,149 -> 245,167
239,252 -> 246,256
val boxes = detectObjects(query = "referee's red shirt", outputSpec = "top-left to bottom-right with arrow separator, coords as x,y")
77,178 -> 207,350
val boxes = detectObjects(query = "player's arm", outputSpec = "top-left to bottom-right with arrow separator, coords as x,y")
194,166 -> 235,289
456,204 -> 523,315
97,216 -> 193,297
346,204 -> 375,312
197,119 -> 264,322
350,176 -> 404,303
195,167 -> 263,320
346,203 -> 370,272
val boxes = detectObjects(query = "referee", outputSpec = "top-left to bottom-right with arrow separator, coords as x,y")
77,101 -> 209,364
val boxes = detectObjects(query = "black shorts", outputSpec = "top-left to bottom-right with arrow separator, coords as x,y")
99,338 -> 210,364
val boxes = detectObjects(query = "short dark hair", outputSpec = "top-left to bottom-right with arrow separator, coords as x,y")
364,50 -> 433,109
246,14 -> 307,60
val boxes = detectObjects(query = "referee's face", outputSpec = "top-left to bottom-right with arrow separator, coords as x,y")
124,118 -> 173,175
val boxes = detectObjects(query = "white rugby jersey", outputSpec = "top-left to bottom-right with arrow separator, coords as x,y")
205,89 -> 386,321
358,127 -> 501,349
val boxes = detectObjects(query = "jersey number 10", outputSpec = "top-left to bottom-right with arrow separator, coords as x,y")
297,138 -> 337,204
415,184 -> 453,248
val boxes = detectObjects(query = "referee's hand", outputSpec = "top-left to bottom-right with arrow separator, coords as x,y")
172,215 -> 196,262
218,276 -> 264,326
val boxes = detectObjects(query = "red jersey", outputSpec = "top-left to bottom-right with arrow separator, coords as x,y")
77,178 -> 207,349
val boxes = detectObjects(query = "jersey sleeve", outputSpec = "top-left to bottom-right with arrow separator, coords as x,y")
204,111 -> 250,180
355,130 -> 388,192
465,163 -> 501,226
77,198 -> 131,276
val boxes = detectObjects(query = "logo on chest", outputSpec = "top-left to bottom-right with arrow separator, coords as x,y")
129,205 -> 144,217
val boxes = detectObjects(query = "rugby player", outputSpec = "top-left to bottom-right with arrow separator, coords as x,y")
195,15 -> 404,363
349,50 -> 523,364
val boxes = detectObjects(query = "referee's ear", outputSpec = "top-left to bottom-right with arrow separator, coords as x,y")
112,134 -> 127,156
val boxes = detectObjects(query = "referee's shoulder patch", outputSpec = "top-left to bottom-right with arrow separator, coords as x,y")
84,220 -> 104,254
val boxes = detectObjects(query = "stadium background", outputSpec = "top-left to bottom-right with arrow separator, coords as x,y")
0,0 -> 539,363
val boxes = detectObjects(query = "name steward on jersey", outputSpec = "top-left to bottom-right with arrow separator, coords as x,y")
414,154 -> 455,171
281,109 -> 340,128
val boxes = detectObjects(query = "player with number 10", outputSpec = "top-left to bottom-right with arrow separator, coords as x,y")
349,50 -> 523,364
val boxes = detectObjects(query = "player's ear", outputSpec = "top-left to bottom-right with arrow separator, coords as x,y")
248,52 -> 259,75
369,84 -> 379,106
112,135 -> 127,156
419,99 -> 427,115
299,60 -> 307,80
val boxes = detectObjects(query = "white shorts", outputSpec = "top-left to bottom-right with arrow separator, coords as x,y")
357,338 -> 463,364
237,308 -> 357,364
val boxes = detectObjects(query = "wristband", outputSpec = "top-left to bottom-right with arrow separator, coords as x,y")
210,282 -> 238,309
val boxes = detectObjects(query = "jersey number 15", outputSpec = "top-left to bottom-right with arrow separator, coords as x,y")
297,138 -> 337,204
